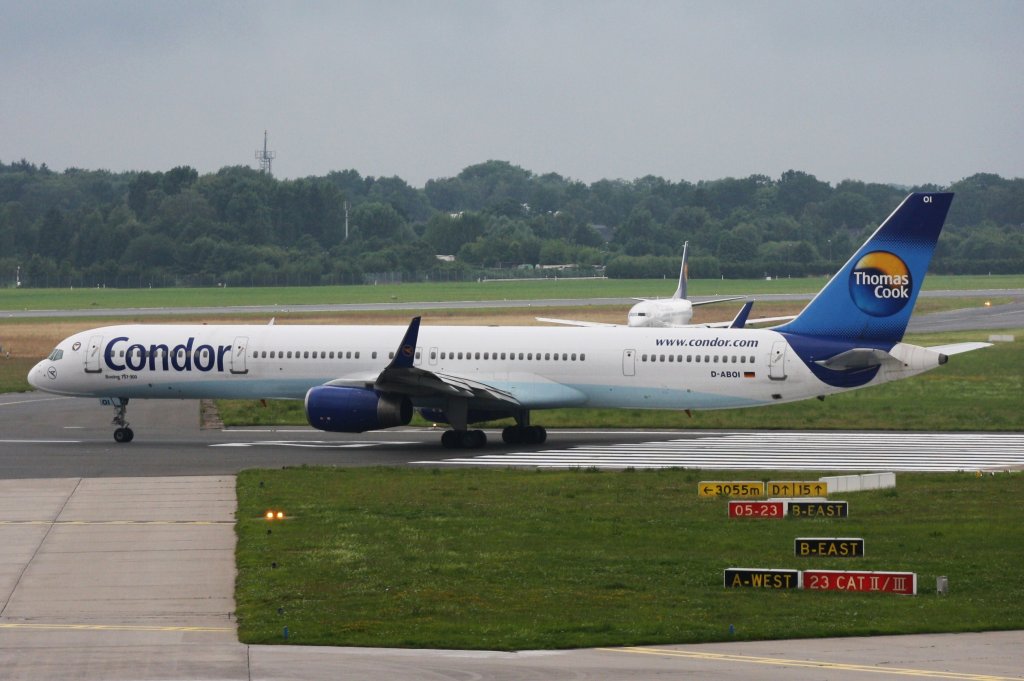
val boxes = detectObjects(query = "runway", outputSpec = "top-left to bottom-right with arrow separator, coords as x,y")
2,392 -> 1023,677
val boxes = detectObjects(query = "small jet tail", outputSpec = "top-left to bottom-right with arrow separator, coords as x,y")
775,193 -> 953,344
671,241 -> 689,300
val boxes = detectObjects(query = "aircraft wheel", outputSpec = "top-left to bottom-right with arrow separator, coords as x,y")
462,429 -> 487,448
441,430 -> 459,449
522,426 -> 546,445
502,426 -> 523,445
114,427 -> 133,443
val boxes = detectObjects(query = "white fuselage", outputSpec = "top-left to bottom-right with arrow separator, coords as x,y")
27,322 -> 930,413
626,299 -> 694,327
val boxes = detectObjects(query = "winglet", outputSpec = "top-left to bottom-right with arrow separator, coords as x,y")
388,316 -> 421,369
672,241 -> 689,300
729,301 -> 754,328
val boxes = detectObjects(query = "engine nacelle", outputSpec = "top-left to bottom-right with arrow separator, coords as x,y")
305,386 -> 412,433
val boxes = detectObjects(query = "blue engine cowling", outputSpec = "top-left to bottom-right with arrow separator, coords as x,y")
305,386 -> 412,433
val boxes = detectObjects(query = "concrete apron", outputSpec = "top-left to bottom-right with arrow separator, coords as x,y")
0,476 -> 244,680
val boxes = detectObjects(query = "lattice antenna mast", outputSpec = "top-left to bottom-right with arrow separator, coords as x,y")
255,130 -> 276,175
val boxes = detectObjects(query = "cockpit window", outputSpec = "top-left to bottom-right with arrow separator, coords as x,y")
48,348 -> 64,361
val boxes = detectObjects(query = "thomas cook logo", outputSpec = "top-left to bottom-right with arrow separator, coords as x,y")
849,251 -> 912,317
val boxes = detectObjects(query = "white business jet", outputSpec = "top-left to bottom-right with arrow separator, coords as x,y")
536,241 -> 790,329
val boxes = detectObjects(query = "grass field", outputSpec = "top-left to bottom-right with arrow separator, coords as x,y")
1,273 -> 1021,311
235,467 -> 1024,649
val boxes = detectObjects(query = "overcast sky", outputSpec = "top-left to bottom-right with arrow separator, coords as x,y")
2,1 -> 1022,188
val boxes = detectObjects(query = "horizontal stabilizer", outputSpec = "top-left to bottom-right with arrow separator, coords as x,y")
927,342 -> 992,356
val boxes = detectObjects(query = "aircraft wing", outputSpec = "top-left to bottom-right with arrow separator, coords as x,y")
535,317 -> 621,327
332,317 -> 521,408
375,364 -> 522,405
690,295 -> 745,307
696,315 -> 798,329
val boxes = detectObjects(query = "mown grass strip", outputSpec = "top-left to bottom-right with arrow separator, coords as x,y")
235,468 -> 1024,650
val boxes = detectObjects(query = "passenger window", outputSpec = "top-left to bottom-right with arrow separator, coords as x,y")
580,353 -> 585,361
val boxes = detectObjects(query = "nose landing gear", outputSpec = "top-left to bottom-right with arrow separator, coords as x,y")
108,397 -> 134,443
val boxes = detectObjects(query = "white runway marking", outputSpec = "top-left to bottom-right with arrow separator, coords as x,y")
0,439 -> 83,444
416,432 -> 1024,471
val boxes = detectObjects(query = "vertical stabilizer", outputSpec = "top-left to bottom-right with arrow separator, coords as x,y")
775,193 -> 953,343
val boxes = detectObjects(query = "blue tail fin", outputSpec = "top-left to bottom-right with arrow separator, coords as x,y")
775,192 -> 953,343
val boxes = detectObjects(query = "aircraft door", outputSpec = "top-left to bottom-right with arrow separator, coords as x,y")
769,341 -> 788,380
230,336 -> 249,374
84,335 -> 104,373
414,346 -> 423,367
622,349 -> 636,376
429,346 -> 438,366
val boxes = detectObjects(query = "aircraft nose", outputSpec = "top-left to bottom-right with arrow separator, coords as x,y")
27,361 -> 49,390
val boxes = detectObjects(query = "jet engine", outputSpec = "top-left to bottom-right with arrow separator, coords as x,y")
304,386 -> 412,433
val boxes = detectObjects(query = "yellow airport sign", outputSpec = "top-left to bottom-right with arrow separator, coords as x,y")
698,481 -> 765,497
767,481 -> 828,497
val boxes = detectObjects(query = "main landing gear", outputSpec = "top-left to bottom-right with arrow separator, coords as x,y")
439,426 -> 546,449
109,397 -> 134,443
438,407 -> 547,449
441,429 -> 487,449
501,425 -> 547,445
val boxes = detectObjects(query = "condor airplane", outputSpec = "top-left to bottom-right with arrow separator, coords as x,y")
29,193 -> 988,448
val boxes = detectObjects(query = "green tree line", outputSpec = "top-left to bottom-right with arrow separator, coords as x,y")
1,158 -> 1021,288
